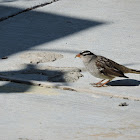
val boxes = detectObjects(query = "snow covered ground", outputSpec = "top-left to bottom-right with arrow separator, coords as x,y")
0,0 -> 140,139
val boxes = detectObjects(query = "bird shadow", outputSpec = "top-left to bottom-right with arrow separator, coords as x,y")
107,79 -> 140,86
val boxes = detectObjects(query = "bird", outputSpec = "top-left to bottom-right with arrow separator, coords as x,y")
75,50 -> 140,87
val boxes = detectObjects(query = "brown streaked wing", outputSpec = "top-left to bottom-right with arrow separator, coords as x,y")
95,56 -> 127,77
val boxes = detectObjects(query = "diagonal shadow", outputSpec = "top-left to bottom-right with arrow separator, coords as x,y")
0,5 -> 107,93
0,5 -> 107,57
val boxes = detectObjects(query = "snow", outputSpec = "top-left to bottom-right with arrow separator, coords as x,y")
0,0 -> 140,139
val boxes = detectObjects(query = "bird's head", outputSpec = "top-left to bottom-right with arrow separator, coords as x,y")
75,50 -> 96,62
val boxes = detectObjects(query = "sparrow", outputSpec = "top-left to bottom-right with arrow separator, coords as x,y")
75,50 -> 140,87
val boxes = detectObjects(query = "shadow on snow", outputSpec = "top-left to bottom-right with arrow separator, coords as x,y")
0,5 -> 106,93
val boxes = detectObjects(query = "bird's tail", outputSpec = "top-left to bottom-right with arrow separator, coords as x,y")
116,64 -> 140,74
128,69 -> 140,74
123,66 -> 140,74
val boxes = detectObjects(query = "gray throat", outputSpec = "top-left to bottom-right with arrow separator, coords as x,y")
84,55 -> 97,66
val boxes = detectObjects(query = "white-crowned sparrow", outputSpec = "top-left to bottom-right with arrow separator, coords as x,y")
75,50 -> 140,87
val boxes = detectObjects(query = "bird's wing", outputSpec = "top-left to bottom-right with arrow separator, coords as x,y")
95,56 -> 128,78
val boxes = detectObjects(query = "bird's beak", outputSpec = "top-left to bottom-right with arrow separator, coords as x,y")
75,54 -> 81,58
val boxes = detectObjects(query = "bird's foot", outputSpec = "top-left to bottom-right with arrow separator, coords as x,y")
90,83 -> 103,86
90,80 -> 111,87
95,84 -> 109,87
90,83 -> 110,87
90,79 -> 105,86
90,83 -> 100,86
90,83 -> 106,87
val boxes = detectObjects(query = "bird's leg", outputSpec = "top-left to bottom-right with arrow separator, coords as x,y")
95,79 -> 105,85
90,79 -> 105,86
97,80 -> 111,87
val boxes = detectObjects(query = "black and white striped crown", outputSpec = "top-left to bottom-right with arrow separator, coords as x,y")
80,50 -> 94,56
